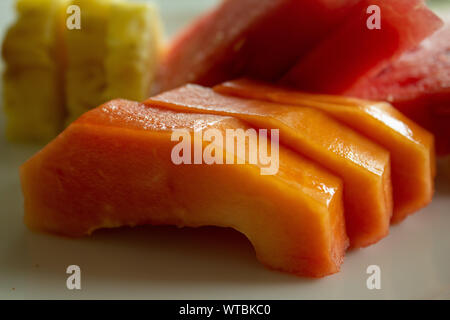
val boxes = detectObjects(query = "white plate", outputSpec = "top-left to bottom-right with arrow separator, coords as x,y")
0,0 -> 449,300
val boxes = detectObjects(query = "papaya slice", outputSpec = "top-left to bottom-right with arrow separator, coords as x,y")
214,78 -> 435,223
146,85 -> 393,248
20,99 -> 348,277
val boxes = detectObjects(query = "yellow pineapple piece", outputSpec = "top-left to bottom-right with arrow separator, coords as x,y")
104,1 -> 162,102
65,0 -> 162,124
2,0 -> 67,142
65,0 -> 114,124
3,0 -> 164,135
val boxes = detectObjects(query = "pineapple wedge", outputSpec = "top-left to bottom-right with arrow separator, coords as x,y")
104,1 -> 162,103
2,0 -> 163,137
65,0 -> 113,124
65,0 -> 162,124
2,0 -> 67,142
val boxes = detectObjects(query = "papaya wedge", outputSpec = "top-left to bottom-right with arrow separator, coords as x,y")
214,79 -> 435,223
20,99 -> 348,277
146,85 -> 393,248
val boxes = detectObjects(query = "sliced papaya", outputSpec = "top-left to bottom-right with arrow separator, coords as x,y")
146,85 -> 393,248
20,99 -> 348,277
214,78 -> 435,223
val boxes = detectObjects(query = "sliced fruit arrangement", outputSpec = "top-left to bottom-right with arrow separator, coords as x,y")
2,0 -> 163,141
214,78 -> 436,223
156,0 -> 442,93
20,99 -> 348,277
346,24 -> 450,156
146,85 -> 393,248
2,0 -> 67,142
9,0 -> 443,277
21,81 -> 435,276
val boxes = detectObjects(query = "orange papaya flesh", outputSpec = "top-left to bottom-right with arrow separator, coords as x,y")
146,85 -> 393,248
20,99 -> 348,277
214,79 -> 435,223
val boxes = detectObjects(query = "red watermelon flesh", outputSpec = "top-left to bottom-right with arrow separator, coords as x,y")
346,24 -> 450,155
156,0 -> 442,95
155,0 -> 364,92
281,0 -> 443,94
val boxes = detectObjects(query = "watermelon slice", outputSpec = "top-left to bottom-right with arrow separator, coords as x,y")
346,24 -> 450,155
155,0 -> 366,92
281,0 -> 443,93
156,0 -> 442,95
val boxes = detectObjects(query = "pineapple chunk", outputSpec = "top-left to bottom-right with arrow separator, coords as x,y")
104,1 -> 162,103
2,0 -> 163,136
65,0 -> 113,124
65,0 -> 162,124
2,0 -> 67,142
